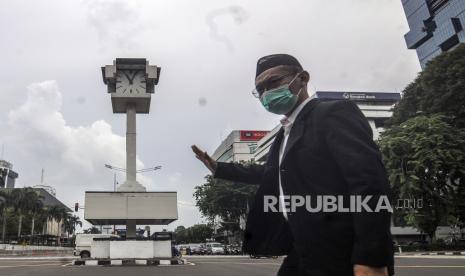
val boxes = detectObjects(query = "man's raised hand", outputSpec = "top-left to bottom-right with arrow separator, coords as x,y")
191,145 -> 217,173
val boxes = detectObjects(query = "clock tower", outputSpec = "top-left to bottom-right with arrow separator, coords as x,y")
84,58 -> 177,255
101,58 -> 160,192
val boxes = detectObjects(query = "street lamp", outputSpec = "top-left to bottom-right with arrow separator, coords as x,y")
104,164 -> 162,191
103,163 -> 162,235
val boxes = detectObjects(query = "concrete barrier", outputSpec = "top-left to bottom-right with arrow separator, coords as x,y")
0,244 -> 73,256
73,257 -> 187,266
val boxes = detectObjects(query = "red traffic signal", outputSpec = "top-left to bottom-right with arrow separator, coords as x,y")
75,203 -> 79,212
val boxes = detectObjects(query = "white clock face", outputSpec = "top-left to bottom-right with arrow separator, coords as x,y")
116,70 -> 146,94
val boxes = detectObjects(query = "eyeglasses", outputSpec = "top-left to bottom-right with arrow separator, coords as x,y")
251,72 -> 295,98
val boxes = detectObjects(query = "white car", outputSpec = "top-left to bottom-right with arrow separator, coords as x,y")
206,242 -> 225,255
74,234 -> 119,258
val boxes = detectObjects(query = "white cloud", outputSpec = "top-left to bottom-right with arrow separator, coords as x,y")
206,5 -> 249,52
82,0 -> 147,52
6,80 -> 152,228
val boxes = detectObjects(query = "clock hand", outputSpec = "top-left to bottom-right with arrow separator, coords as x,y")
123,71 -> 133,84
129,71 -> 139,83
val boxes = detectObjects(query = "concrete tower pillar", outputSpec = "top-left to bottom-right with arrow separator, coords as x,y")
117,103 -> 146,192
126,219 -> 137,239
126,103 -> 137,184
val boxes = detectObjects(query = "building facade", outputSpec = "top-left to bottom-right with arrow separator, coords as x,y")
211,130 -> 269,163
0,159 -> 71,243
0,160 -> 18,188
254,91 -> 401,162
401,0 -> 465,68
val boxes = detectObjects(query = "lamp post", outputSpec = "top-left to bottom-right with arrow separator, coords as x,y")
104,164 -> 162,191
105,164 -> 162,173
103,164 -> 161,235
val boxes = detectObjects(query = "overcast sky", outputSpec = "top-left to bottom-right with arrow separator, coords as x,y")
0,0 -> 421,232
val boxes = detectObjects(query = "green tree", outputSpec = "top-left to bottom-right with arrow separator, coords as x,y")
379,115 -> 465,241
0,189 -> 12,243
188,224 -> 214,243
389,44 -> 465,128
174,226 -> 188,243
28,194 -> 44,244
11,188 -> 26,239
11,188 -> 42,240
64,215 -> 82,238
194,173 -> 256,233
83,226 -> 101,234
42,205 -> 70,244
174,224 -> 213,244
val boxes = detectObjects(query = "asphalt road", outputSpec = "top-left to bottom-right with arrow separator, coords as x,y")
1,256 -> 465,276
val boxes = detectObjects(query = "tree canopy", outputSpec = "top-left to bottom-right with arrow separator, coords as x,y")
174,224 -> 214,244
0,187 -> 78,244
381,44 -> 465,242
389,44 -> 465,128
194,162 -> 259,242
194,171 -> 257,230
380,114 -> 465,240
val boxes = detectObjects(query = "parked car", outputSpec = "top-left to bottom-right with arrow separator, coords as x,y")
188,243 -> 207,255
74,234 -> 119,259
206,242 -> 225,255
250,254 -> 278,259
408,240 -> 429,246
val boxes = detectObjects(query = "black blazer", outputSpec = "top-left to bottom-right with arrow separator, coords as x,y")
214,99 -> 394,270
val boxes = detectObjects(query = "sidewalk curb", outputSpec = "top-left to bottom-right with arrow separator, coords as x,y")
74,258 -> 187,266
0,256 -> 77,260
395,251 -> 465,256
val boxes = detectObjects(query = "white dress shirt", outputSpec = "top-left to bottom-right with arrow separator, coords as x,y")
278,97 -> 312,220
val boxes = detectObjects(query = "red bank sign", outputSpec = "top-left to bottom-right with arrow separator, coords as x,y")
240,130 -> 269,141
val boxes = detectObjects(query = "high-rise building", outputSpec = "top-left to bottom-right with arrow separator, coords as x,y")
211,130 -> 269,162
0,160 -> 18,188
401,0 -> 465,68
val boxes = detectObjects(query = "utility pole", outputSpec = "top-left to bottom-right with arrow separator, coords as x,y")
113,172 -> 117,234
113,173 -> 117,192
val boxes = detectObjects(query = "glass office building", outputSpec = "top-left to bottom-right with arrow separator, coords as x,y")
401,0 -> 465,68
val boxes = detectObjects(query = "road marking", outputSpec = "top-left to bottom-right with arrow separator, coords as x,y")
0,259 -> 67,262
193,261 -> 281,266
396,255 -> 465,259
183,255 -> 259,258
396,265 -> 465,268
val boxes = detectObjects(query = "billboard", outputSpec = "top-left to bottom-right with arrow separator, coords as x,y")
240,130 -> 269,141
315,91 -> 401,102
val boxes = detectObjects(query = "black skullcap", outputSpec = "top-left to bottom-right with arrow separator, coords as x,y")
256,54 -> 302,77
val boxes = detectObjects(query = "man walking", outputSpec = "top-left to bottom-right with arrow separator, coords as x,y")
192,54 -> 394,276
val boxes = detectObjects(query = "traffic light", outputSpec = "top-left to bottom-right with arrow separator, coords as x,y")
75,203 -> 79,212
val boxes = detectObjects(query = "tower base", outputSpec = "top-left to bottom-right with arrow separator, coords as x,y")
84,191 -> 178,226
